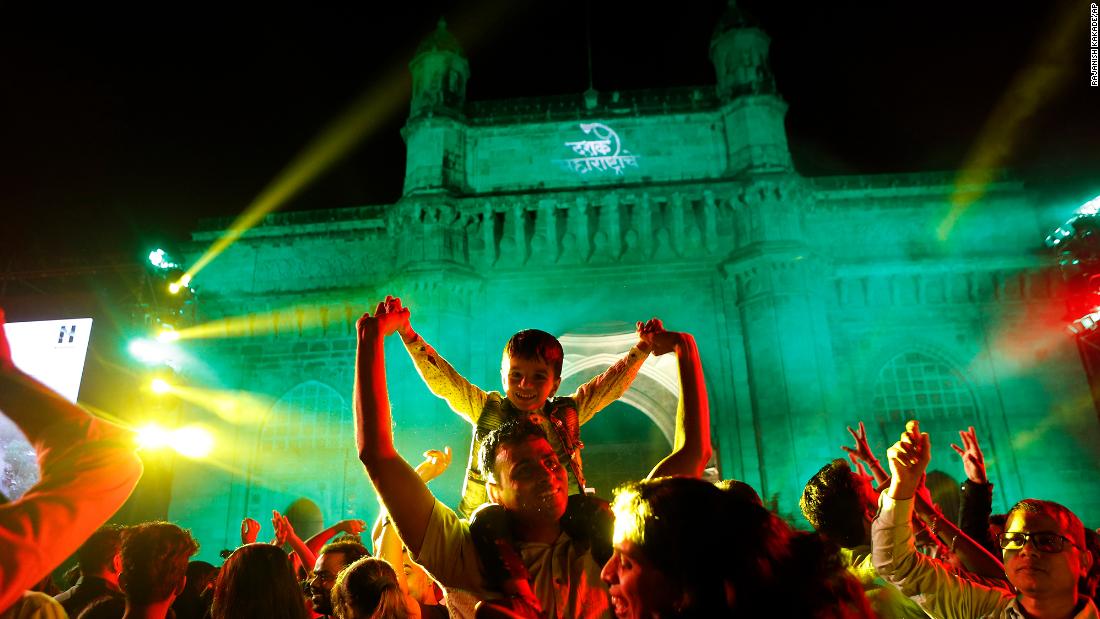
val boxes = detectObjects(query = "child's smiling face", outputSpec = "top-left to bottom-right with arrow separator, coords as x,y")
501,354 -> 561,411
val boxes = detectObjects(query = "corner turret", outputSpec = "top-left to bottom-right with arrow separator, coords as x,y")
709,1 -> 792,175
402,19 -> 470,196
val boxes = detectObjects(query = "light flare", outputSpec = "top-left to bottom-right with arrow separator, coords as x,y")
179,0 -> 519,285
168,385 -> 272,425
150,378 -> 172,395
167,304 -> 333,341
173,425 -> 215,459
136,423 -> 172,449
937,2 -> 1077,241
182,64 -> 409,285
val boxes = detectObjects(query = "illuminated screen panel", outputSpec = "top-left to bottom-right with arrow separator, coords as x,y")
0,318 -> 93,499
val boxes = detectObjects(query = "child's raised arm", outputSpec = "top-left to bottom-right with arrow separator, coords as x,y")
396,300 -> 488,424
571,318 -> 657,425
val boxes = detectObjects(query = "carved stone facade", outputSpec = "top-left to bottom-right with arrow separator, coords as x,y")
170,10 -> 1100,557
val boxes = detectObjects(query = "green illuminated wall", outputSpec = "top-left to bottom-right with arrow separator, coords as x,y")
172,12 -> 1100,559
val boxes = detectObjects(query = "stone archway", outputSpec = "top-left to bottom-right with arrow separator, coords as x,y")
558,328 -> 682,445
244,380 -> 362,528
555,325 -> 686,496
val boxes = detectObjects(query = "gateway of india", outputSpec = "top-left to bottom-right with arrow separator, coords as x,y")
171,4 -> 1100,556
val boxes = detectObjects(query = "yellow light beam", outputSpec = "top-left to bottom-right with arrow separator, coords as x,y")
169,385 -> 273,426
181,0 -> 522,285
170,303 -> 331,341
183,65 -> 409,283
937,3 -> 1076,242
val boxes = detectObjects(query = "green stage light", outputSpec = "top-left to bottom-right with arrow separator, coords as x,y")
129,338 -> 173,365
148,248 -> 179,270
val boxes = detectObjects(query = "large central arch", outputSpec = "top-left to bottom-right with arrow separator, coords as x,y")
557,325 -> 682,446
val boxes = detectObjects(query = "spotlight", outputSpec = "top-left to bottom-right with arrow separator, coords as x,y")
136,423 -> 172,449
148,249 -> 178,270
1068,308 -> 1100,335
129,338 -> 176,365
167,275 -> 192,296
172,426 -> 214,459
1076,194 -> 1100,217
1045,225 -> 1073,248
157,328 -> 180,343
150,378 -> 172,395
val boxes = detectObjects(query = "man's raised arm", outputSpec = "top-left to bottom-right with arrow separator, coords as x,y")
354,296 -> 436,556
872,420 -> 1006,619
646,329 -> 712,479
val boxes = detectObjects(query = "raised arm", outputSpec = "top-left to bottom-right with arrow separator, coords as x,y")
370,447 -> 452,545
842,421 -> 890,486
272,509 -> 317,572
0,308 -> 144,612
951,426 -> 998,556
647,329 -> 712,479
872,420 -> 1007,618
372,448 -> 452,599
398,307 -> 488,424
303,519 -> 367,556
573,319 -> 654,424
911,485 -> 1006,581
240,517 -> 261,545
355,296 -> 436,556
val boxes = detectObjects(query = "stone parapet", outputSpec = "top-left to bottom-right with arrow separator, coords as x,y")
465,86 -> 720,125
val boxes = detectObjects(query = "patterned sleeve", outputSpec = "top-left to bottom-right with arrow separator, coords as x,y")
572,346 -> 649,425
402,332 -> 489,424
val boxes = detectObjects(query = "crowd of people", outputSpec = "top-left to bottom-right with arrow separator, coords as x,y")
0,298 -> 1097,618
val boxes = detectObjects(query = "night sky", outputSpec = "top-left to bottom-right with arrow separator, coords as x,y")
2,0 -> 1097,272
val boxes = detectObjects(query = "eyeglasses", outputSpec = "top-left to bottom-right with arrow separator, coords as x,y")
998,531 -> 1076,553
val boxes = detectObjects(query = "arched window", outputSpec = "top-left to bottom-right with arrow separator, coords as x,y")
248,381 -> 364,527
871,352 -> 978,423
870,351 -> 982,525
261,381 -> 347,452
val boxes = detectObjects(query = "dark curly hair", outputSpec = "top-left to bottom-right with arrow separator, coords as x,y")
478,417 -> 551,482
800,459 -> 871,549
77,525 -> 124,572
502,329 -> 564,378
319,540 -> 370,566
120,522 -> 199,605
